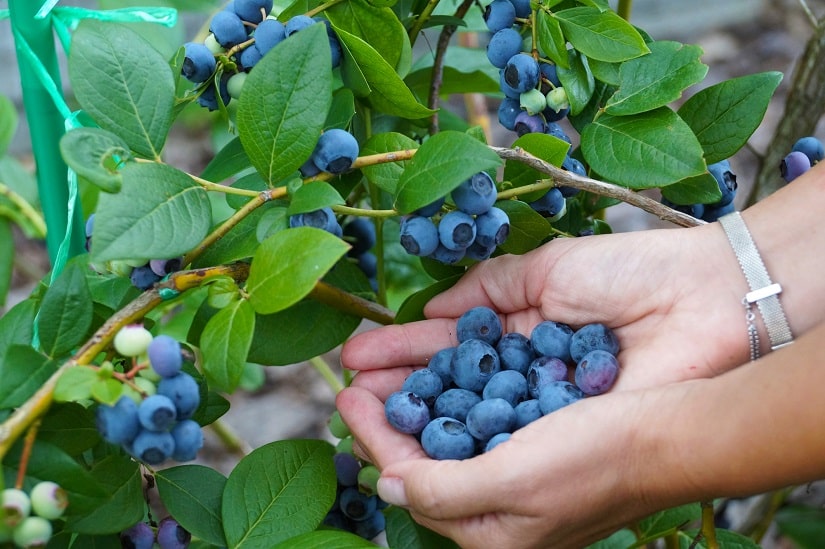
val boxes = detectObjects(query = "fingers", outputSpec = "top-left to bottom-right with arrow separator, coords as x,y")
350,368 -> 416,401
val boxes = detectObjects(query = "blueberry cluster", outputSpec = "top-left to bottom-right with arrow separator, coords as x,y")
399,172 -> 511,264
780,136 -> 824,183
181,1 -> 342,110
343,217 -> 378,290
384,306 -> 620,459
659,159 -> 739,222
97,327 -> 203,465
120,517 -> 191,549
1,483 -> 68,548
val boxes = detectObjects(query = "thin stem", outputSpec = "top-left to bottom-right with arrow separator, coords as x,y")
409,0 -> 442,48
309,280 -> 396,325
306,0 -> 346,18
749,489 -> 791,543
0,182 -> 47,238
332,204 -> 397,218
208,418 -> 252,456
798,0 -> 819,27
309,355 -> 344,394
14,419 -> 41,489
302,149 -> 419,185
700,501 -> 719,549
133,158 -> 259,197
616,0 -> 633,20
664,531 -> 680,549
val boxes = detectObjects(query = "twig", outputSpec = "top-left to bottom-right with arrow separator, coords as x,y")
309,355 -> 344,394
700,501 -> 719,549
797,0 -> 819,28
14,419 -> 41,489
309,280 -> 396,326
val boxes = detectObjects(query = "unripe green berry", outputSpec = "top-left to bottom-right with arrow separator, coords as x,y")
204,33 -> 224,55
327,410 -> 351,439
227,72 -> 247,100
357,465 -> 381,496
106,260 -> 134,278
545,86 -> 569,113
12,516 -> 52,548
134,377 -> 158,397
2,489 -> 31,528
113,325 -> 153,357
30,482 -> 68,520
137,360 -> 162,383
335,436 -> 354,455
519,88 -> 546,116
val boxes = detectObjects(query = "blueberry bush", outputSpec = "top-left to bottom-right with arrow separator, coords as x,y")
1,0 -> 823,547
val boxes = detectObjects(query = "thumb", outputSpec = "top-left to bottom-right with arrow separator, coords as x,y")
378,453 -> 511,520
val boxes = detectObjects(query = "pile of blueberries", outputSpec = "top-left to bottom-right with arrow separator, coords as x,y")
96,326 -> 204,466
384,306 -> 620,459
120,517 -> 191,549
1,482 -> 68,548
181,0 -> 342,110
659,159 -> 739,223
780,136 -> 824,183
398,171 -> 511,264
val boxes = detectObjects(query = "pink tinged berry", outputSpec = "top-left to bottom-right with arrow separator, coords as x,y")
12,516 -> 52,549
29,482 -> 68,520
156,517 -> 191,549
113,325 -> 153,357
1,489 -> 31,528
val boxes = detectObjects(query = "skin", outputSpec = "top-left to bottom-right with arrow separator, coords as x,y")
336,162 -> 825,547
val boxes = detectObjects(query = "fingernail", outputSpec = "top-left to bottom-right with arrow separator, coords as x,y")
377,476 -> 409,507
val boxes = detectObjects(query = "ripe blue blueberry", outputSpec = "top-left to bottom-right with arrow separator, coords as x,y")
428,244 -> 466,265
334,452 -> 361,487
234,0 -> 272,23
156,516 -> 191,549
384,391 -> 431,434
289,207 -> 342,236
399,215 -> 439,256
514,398 -> 542,428
138,394 -> 178,432
239,43 -> 263,70
427,347 -> 455,387
529,187 -> 566,219
707,159 -> 737,206
120,522 -> 155,549
452,172 -> 498,215
339,487 -> 378,521
537,380 -> 584,415
131,429 -> 175,465
402,368 -> 444,407
569,323 -> 619,364
311,129 -> 359,174
514,111 -> 547,136
465,398 -> 516,442
358,252 -> 378,280
780,151 -> 811,183
531,320 -> 573,362
420,417 -> 476,460
482,370 -> 528,406
253,18 -> 285,55
701,201 -> 736,223
484,432 -> 511,452
486,28 -> 523,69
503,53 -> 540,93
209,10 -> 249,48
474,206 -> 510,247
575,349 -> 619,396
197,74 -> 231,111
413,196 -> 445,217
285,15 -> 316,36
131,264 -> 162,290
498,98 -> 521,131
451,339 -> 501,392
149,257 -> 183,277
171,419 -> 204,462
526,355 -> 568,398
546,123 -> 572,145
509,0 -> 531,17
182,42 -> 216,83
158,372 -> 201,420
661,197 -> 704,219
96,396 -> 141,445
559,156 -> 586,197
456,306 -> 502,345
792,136 -> 824,164
539,62 -> 562,91
437,210 -> 476,251
147,335 -> 183,378
352,509 -> 385,541
434,388 -> 482,423
496,332 -> 535,375
484,0 -> 516,32
499,69 -> 521,99
344,217 -> 376,255
329,35 -> 343,67
465,240 -> 496,261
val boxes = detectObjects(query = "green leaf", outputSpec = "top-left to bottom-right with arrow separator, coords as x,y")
394,131 -> 502,213
246,227 -> 350,314
90,378 -> 124,405
604,41 -> 707,116
581,107 -> 707,188
255,206 -> 290,243
496,200 -> 552,254
502,133 -> 570,199
221,440 -> 336,548
201,299 -> 255,393
59,127 -> 131,193
156,465 -> 228,547
384,506 -> 459,549
406,46 -> 500,97
775,504 -> 825,549
0,345 -> 56,409
678,71 -> 783,164
536,11 -> 569,69
37,259 -> 93,357
639,503 -> 700,539
200,137 -> 252,183
237,23 -> 332,185
557,48 -> 595,116
677,528 -> 761,548
91,162 -> 212,262
0,219 -> 12,306
587,58 -> 621,86
660,172 -> 722,205
585,528 -> 637,549
53,365 -> 99,403
192,206 -> 267,269
69,20 -> 174,159
395,275 -> 461,324
554,7 -> 649,63
288,182 -> 346,215
326,88 -> 357,130
361,133 -> 419,195
334,27 -> 434,119
197,391 -> 231,426
325,0 -> 407,71
273,530 -> 378,548
38,402 -> 101,456
86,271 -> 141,311
0,94 -> 17,157
0,298 -> 36,357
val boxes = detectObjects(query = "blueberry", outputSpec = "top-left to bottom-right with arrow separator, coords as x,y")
526,355 -> 568,398
464,240 -> 496,261
329,35 -> 343,68
661,197 -> 704,219
474,206 -> 510,247
85,213 -> 95,238
452,172 -> 498,215
780,151 -> 811,183
539,62 -> 561,92
484,432 -> 511,452
147,335 -> 183,378
171,419 -> 204,462
434,388 -> 482,423
339,487 -> 378,521
158,372 -> 201,420
357,252 -> 378,279
530,320 -> 573,362
545,122 -> 572,145
420,417 -> 476,460
456,306 -> 502,345
519,88 -> 546,115
96,396 -> 141,445
482,370 -> 528,406
156,517 -> 191,549
289,207 -> 342,236
465,398 -> 516,442
352,509 -> 385,540
792,136 -> 824,165
138,394 -> 177,432
499,69 -> 521,99
399,215 -> 439,256
413,196 -> 445,217
120,522 -> 155,549
253,18 -> 286,55
486,28 -> 523,69
149,257 -> 182,277
12,517 -> 52,549
545,87 -> 569,114
131,429 -> 175,465
29,481 -> 68,520
344,217 -> 376,255
299,156 -> 322,178
130,263 -> 162,290
514,398 -> 542,428
427,347 -> 455,387
537,380 -> 584,415
495,332 -> 535,375
285,15 -> 316,36
328,410 -> 352,439
334,452 -> 362,487
239,43 -> 264,70
707,159 -> 737,206
484,0 -> 516,32
514,111 -> 547,136
182,42 -> 216,83
384,391 -> 431,434
402,368 -> 444,407
575,349 -> 619,396
311,129 -> 359,174
437,210 -> 476,251
428,244 -> 466,265
1,489 -> 31,528
529,187 -> 566,219
509,0 -> 531,18
451,339 -> 501,392
504,53 -> 540,93
234,0 -> 272,23
701,201 -> 736,223
498,98 -> 521,131
569,323 -> 619,364
209,10 -> 249,48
